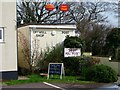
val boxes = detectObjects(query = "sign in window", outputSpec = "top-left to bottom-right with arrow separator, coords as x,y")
0,27 -> 4,42
0,30 -> 2,39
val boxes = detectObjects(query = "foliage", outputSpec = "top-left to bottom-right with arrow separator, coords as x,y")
64,36 -> 84,48
82,64 -> 118,83
18,66 -> 31,76
116,48 -> 120,60
37,44 -> 64,73
104,28 -> 120,57
18,31 -> 42,74
64,36 -> 85,54
82,23 -> 111,55
17,2 -> 111,26
106,28 -> 120,49
63,57 -> 80,76
17,2 -> 70,25
18,31 -> 31,73
63,56 -> 100,76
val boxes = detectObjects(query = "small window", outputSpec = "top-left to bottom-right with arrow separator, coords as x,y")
0,27 -> 4,42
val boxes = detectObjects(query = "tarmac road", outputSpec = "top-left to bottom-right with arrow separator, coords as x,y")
2,82 -> 60,90
1,77 -> 120,90
1,82 -> 114,90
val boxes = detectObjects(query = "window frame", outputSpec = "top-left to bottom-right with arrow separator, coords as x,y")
0,27 -> 4,42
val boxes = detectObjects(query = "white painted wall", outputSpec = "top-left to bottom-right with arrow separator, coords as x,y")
0,1 -> 2,72
31,28 -> 75,52
29,25 -> 76,53
0,1 -> 17,72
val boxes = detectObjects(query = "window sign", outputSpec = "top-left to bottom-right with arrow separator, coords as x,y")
64,48 -> 81,57
0,30 -> 2,39
0,27 -> 4,42
62,31 -> 69,34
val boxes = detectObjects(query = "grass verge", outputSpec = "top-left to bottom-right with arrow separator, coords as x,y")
4,74 -> 95,85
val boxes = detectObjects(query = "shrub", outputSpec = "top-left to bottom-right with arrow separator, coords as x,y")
37,44 -> 64,73
18,66 -> 31,76
64,36 -> 85,53
63,56 -> 100,76
64,36 -> 84,48
116,48 -> 120,60
83,64 -> 118,83
63,57 -> 80,76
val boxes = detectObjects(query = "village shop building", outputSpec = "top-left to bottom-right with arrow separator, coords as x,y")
18,24 -> 76,69
0,1 -> 18,80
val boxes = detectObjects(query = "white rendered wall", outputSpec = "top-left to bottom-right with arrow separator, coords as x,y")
31,28 -> 76,52
0,1 -> 17,72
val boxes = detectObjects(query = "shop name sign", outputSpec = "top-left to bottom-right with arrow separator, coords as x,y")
64,48 -> 81,57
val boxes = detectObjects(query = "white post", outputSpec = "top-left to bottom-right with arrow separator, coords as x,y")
47,63 -> 50,80
60,63 -> 63,79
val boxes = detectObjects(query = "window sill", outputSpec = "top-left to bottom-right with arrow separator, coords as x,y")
0,41 -> 5,44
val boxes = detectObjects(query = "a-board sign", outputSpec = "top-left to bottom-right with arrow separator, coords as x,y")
47,63 -> 65,79
49,64 -> 62,75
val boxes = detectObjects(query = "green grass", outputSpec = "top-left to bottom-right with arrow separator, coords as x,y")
4,74 -> 95,85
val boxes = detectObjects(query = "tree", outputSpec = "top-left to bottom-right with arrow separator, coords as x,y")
84,23 -> 111,55
17,1 -> 115,56
66,2 -> 112,55
104,28 -> 120,57
64,36 -> 84,48
17,1 -> 110,26
17,1 -> 71,26
18,31 -> 43,73
67,2 -> 109,31
112,2 -> 119,18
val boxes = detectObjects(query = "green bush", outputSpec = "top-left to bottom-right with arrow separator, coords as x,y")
83,64 -> 118,83
37,44 -> 64,73
18,66 -> 31,76
63,56 -> 99,76
63,57 -> 80,76
116,48 -> 120,60
64,36 -> 85,54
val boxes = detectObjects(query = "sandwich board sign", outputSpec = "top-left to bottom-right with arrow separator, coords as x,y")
47,63 -> 65,79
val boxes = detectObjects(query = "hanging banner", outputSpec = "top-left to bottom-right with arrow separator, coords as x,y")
64,48 -> 81,57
